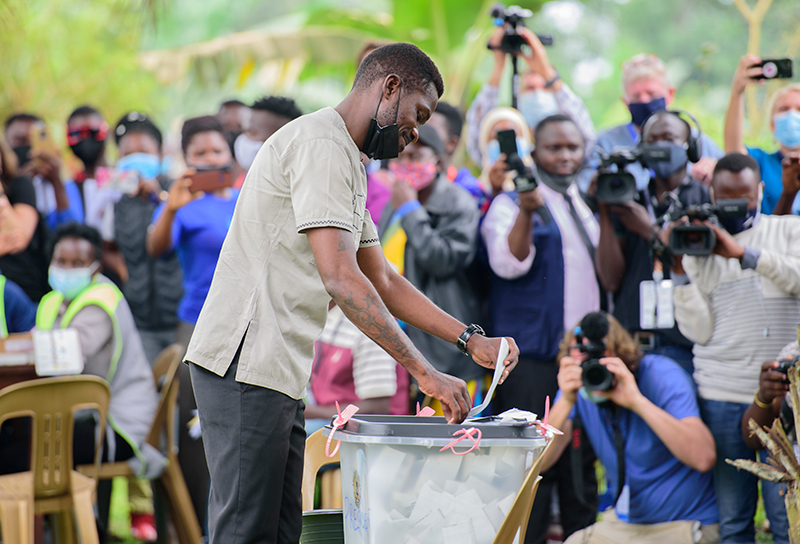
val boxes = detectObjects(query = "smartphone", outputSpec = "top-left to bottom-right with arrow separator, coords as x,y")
752,58 -> 793,80
188,168 -> 233,193
29,122 -> 58,157
496,129 -> 519,160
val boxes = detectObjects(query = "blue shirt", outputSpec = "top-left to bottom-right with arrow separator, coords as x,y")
45,181 -> 84,230
559,354 -> 718,525
747,147 -> 800,215
152,191 -> 239,324
4,276 -> 36,333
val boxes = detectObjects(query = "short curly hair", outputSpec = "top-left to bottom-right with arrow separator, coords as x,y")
50,222 -> 104,263
353,43 -> 444,98
251,96 -> 303,121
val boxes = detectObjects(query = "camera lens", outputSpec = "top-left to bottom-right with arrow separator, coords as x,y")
582,360 -> 615,392
763,62 -> 778,79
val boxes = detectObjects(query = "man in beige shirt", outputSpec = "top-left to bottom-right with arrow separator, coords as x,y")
185,43 -> 520,544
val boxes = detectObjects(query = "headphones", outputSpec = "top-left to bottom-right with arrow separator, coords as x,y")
641,109 -> 703,164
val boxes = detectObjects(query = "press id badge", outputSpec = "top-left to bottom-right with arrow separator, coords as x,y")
33,329 -> 84,376
639,279 -> 675,330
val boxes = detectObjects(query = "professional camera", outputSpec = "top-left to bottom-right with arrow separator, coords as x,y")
777,354 -> 799,374
595,145 -> 671,204
661,199 -> 749,256
575,312 -> 614,392
488,3 -> 553,55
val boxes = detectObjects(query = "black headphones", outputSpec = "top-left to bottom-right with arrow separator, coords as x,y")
641,109 -> 703,164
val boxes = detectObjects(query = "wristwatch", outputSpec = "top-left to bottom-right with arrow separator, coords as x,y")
457,324 -> 485,356
544,69 -> 561,89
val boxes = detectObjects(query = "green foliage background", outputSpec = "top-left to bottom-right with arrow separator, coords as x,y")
2,0 -> 799,154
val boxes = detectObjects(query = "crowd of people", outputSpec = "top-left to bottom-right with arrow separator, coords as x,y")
0,28 -> 799,544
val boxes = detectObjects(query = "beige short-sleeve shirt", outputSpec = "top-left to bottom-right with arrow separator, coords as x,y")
185,107 -> 379,399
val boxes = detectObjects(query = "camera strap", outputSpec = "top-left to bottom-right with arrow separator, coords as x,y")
563,191 -> 595,262
571,406 -> 626,511
609,407 -> 626,506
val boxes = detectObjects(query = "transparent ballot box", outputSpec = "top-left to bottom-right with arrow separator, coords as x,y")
323,414 -> 549,544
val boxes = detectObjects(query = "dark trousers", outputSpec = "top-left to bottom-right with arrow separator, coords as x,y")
190,354 -> 306,544
494,357 -> 598,544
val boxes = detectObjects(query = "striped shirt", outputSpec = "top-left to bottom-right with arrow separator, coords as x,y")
674,215 -> 800,404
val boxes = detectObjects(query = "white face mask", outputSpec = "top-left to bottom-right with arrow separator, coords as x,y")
517,90 -> 559,131
234,133 -> 264,171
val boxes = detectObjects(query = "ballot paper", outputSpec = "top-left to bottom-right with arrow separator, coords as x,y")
467,338 -> 508,417
33,329 -> 83,376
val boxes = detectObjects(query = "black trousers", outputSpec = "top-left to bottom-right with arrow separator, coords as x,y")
190,355 -> 306,544
494,357 -> 598,544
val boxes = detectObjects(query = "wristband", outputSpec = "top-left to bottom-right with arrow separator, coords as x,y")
544,70 -> 561,89
457,324 -> 485,356
754,388 -> 773,410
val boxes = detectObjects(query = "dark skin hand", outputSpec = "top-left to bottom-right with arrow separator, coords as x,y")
308,227 -> 519,424
742,361 -> 788,450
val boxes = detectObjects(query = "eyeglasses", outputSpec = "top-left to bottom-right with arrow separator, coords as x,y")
66,121 -> 109,146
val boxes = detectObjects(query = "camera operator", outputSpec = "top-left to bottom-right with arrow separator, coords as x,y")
671,152 -> 800,543
579,54 -> 723,192
724,54 -> 800,215
466,23 -> 594,166
482,114 -> 600,543
543,311 -> 718,544
740,340 -> 797,451
596,111 -> 710,374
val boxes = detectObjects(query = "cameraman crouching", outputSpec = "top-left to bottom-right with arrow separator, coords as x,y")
544,311 -> 719,544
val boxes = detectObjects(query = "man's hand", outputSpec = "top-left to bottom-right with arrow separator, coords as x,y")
466,335 -> 520,384
757,360 -> 790,405
412,367 -> 472,424
557,354 -> 584,405
488,154 -> 508,195
782,152 -> 800,195
30,150 -> 63,185
705,221 -> 745,260
136,178 -> 161,201
519,28 -> 559,87
391,179 -> 418,209
732,54 -> 764,96
690,157 -> 717,185
488,26 -> 507,73
610,201 -> 652,240
518,188 -> 544,214
595,357 -> 645,411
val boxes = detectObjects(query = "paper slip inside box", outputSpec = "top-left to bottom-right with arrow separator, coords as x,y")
33,329 -> 84,376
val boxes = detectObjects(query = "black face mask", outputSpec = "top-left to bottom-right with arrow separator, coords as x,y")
70,138 -> 104,166
361,91 -> 401,160
12,145 -> 31,167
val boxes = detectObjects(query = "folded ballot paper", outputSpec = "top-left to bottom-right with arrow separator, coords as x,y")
330,409 -> 548,544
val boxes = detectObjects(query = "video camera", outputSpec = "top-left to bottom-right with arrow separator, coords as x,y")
777,354 -> 799,374
489,3 -> 553,55
595,145 -> 671,204
575,313 -> 614,392
660,198 -> 749,256
496,129 -> 538,193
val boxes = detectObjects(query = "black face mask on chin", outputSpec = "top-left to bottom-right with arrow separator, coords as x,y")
361,90 -> 401,160
12,145 -> 31,168
70,138 -> 104,166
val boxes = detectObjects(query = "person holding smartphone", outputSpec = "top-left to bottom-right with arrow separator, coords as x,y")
146,115 -> 238,526
724,55 -> 800,215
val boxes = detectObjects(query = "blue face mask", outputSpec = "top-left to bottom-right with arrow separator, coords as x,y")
628,96 -> 666,127
644,141 -> 688,180
116,152 -> 162,180
487,137 -> 531,165
717,187 -> 762,235
774,110 -> 800,150
48,264 -> 98,300
517,90 -> 559,131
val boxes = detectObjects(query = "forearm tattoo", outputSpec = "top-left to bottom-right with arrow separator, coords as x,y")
340,291 -> 417,363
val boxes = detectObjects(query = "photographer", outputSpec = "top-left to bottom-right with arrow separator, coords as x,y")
672,153 -> 800,543
466,23 -> 594,166
544,311 -> 718,544
579,54 -> 723,191
482,114 -> 600,543
596,111 -> 710,374
724,54 -> 800,215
